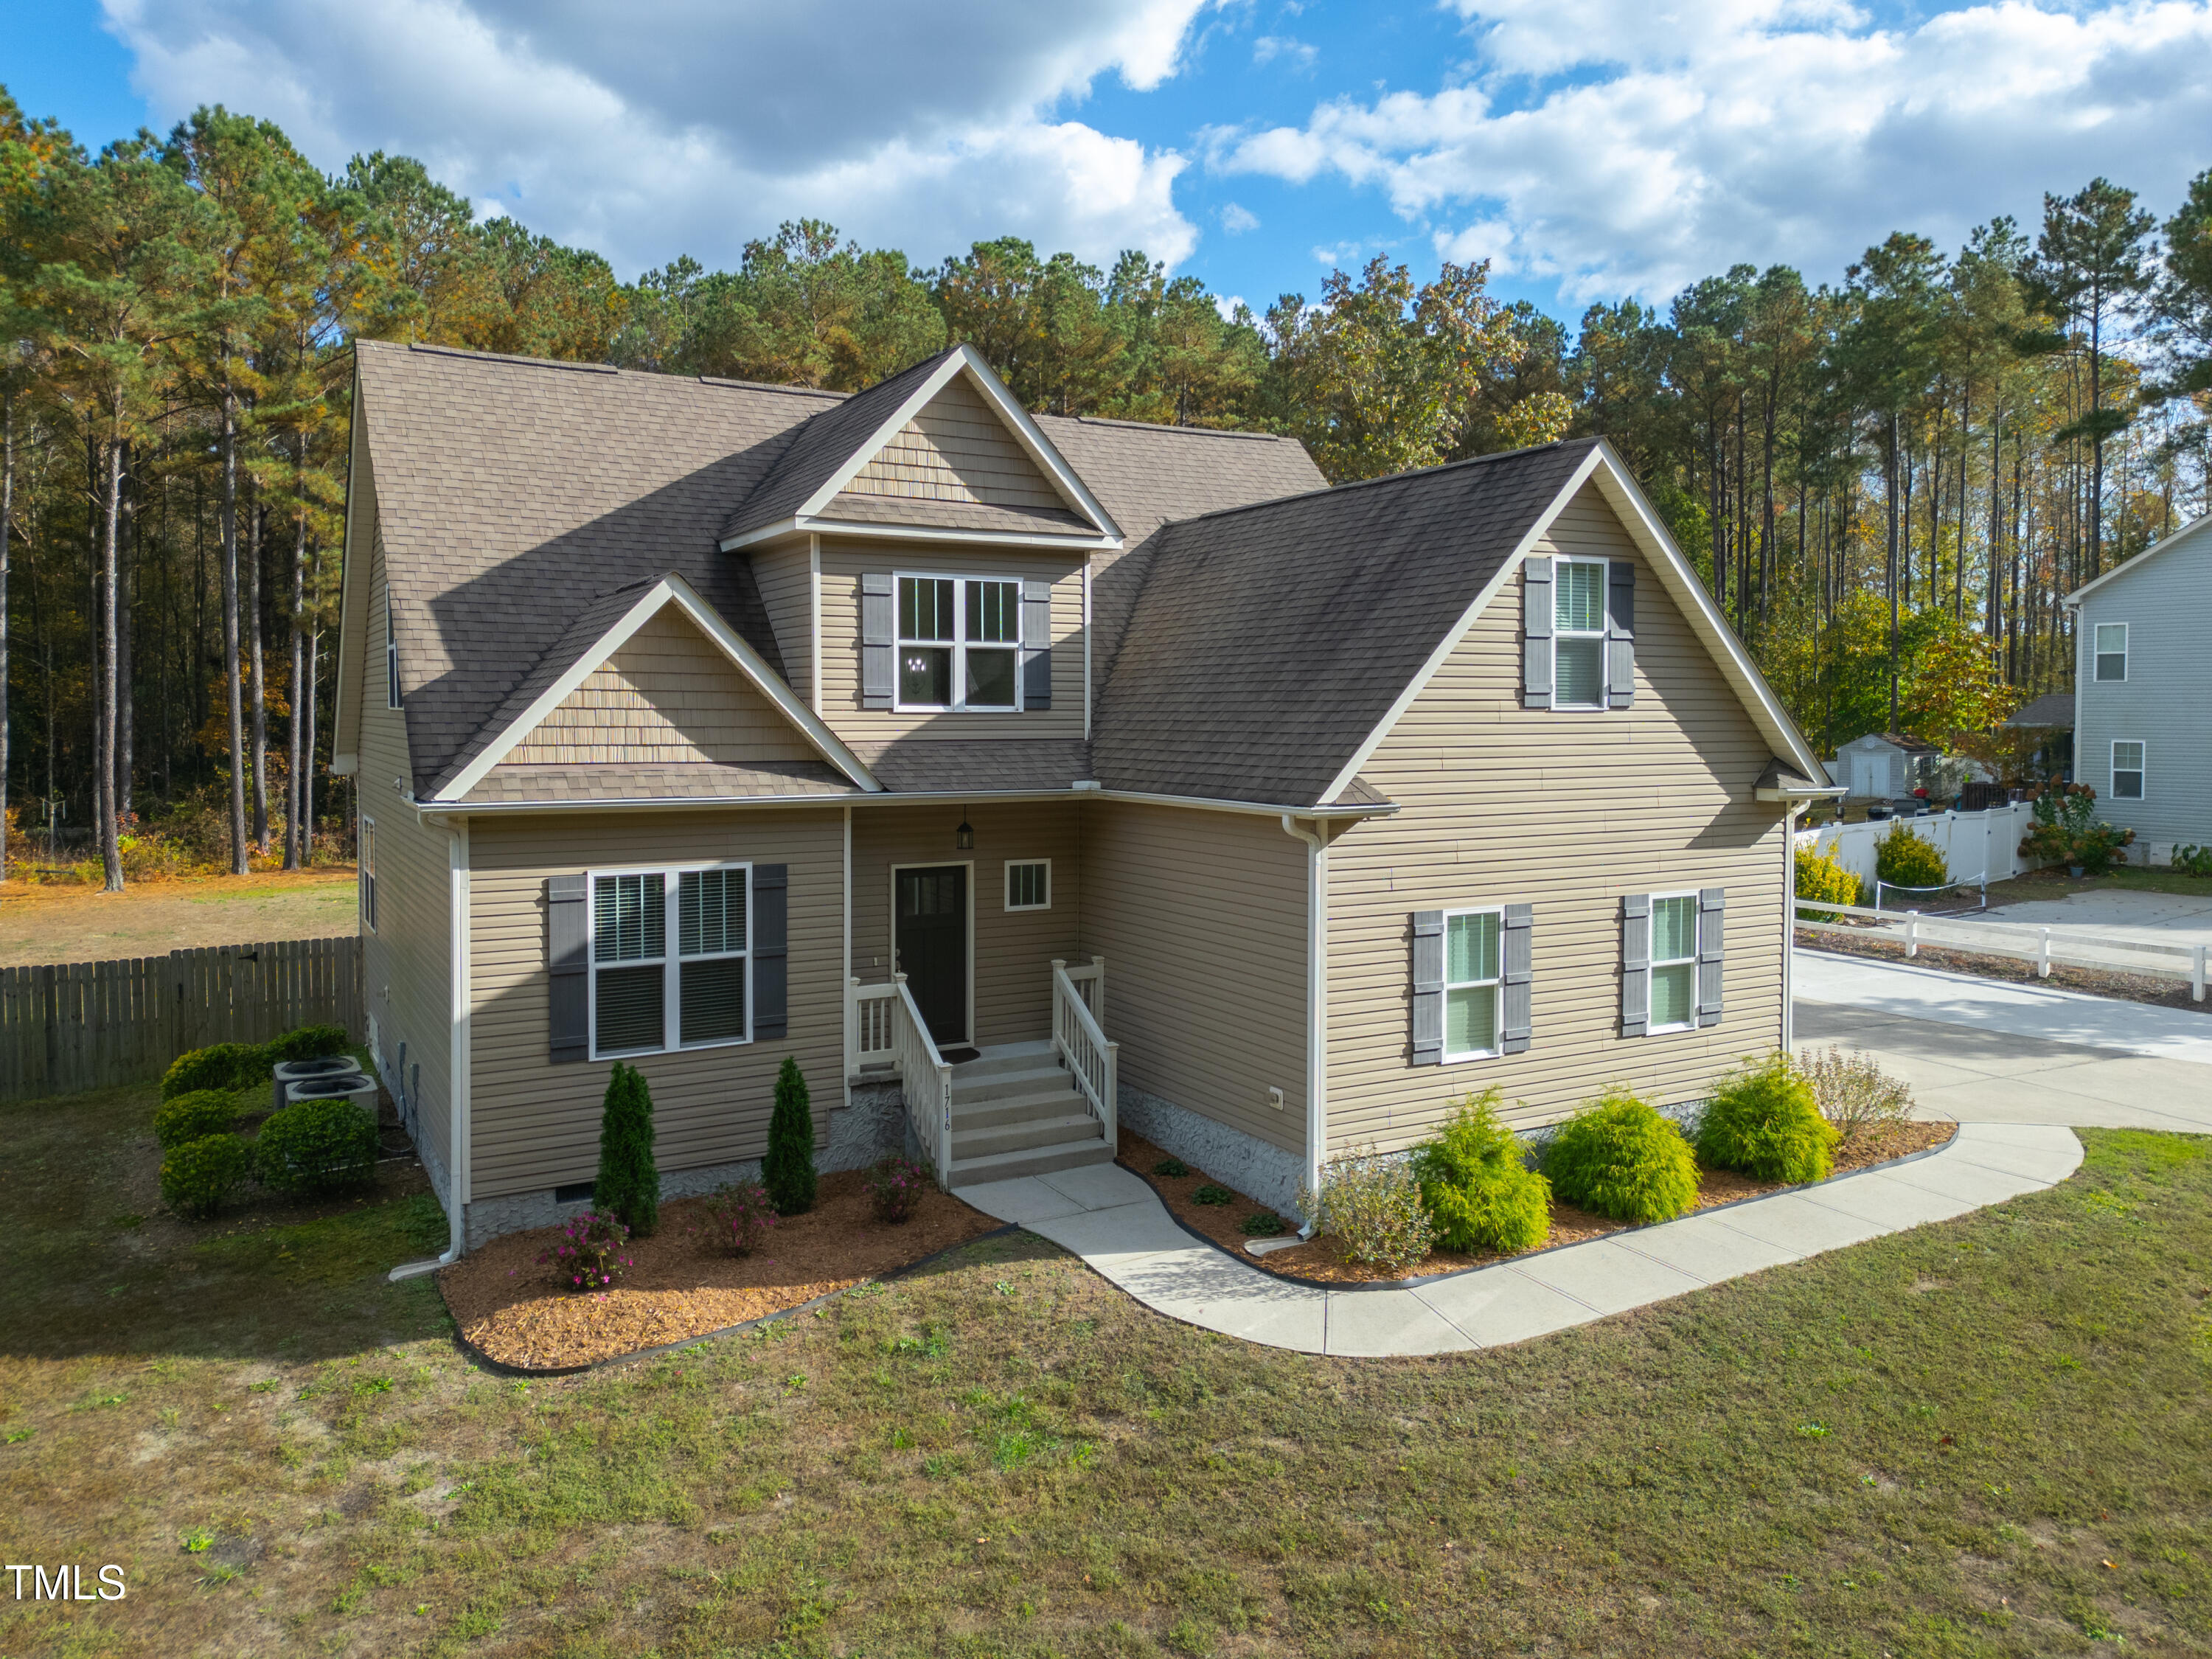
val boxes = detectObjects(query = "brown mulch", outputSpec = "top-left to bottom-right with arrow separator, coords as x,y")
1117,1117 -> 1954,1287
1798,928 -> 2212,1015
439,1170 -> 1001,1371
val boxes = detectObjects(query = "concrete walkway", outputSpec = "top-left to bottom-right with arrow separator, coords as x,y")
953,1124 -> 2081,1357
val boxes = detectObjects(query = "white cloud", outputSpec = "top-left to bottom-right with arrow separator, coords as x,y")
102,0 -> 1213,276
1253,33 -> 1318,68
1220,201 -> 1261,232
1208,0 -> 2212,302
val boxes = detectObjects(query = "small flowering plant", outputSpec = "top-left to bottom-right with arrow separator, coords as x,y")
706,1180 -> 779,1256
865,1155 -> 930,1224
538,1211 -> 632,1293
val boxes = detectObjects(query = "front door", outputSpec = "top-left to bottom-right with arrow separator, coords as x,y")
894,865 -> 969,1047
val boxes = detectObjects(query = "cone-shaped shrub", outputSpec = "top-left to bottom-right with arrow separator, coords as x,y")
1408,1088 -> 1552,1254
763,1056 -> 816,1215
1694,1051 -> 1838,1183
1542,1088 -> 1700,1225
594,1061 -> 660,1237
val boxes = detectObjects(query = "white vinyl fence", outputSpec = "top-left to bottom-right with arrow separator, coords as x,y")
1794,802 -> 2045,895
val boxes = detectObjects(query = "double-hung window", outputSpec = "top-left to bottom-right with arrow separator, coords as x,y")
359,818 -> 378,933
897,574 -> 1020,712
1649,893 -> 1699,1032
1554,557 -> 1608,709
2112,740 -> 2145,801
386,591 -> 401,709
2094,623 -> 2127,683
1443,908 -> 1503,1060
590,864 -> 751,1057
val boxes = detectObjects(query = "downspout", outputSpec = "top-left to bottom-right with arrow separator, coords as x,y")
1781,802 -> 1801,1055
446,817 -> 472,1262
842,804 -> 853,1110
1280,814 -> 1327,1232
808,533 -> 823,717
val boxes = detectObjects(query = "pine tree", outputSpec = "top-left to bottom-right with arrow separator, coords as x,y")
594,1061 -> 658,1237
762,1056 -> 816,1215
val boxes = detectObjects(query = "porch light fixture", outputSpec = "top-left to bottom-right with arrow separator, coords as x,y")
955,813 -> 974,852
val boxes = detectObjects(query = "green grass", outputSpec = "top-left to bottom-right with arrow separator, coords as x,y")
3,1082 -> 2210,1656
1982,863 -> 2212,906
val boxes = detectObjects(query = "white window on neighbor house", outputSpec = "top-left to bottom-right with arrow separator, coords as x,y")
386,590 -> 402,709
589,864 -> 751,1058
1443,908 -> 1503,1061
2094,622 -> 2128,683
2112,740 -> 2145,801
358,818 -> 377,932
1649,892 -> 1700,1034
1553,557 -> 1609,709
897,574 -> 1020,712
1004,860 -> 1051,911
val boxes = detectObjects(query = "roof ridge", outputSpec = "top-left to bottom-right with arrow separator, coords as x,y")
1155,436 -> 1599,532
1059,414 -> 1284,442
402,340 -> 616,375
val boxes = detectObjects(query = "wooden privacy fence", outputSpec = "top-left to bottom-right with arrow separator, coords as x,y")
0,936 -> 363,1100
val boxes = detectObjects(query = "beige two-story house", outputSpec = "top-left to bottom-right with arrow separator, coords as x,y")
333,338 -> 1835,1253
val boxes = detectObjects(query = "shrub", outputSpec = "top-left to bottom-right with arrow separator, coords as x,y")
1874,822 -> 1949,892
2173,844 -> 2212,877
161,1043 -> 260,1100
259,1024 -> 351,1067
2020,782 -> 2135,875
864,1155 -> 931,1224
1192,1184 -> 1234,1206
1542,1090 -> 1700,1225
704,1180 -> 778,1254
154,1088 -> 240,1150
763,1056 -> 817,1216
253,1098 -> 378,1194
161,1134 -> 251,1219
1408,1088 -> 1553,1254
1152,1157 -> 1189,1178
1792,846 -> 1861,920
1239,1211 -> 1287,1237
1798,1046 -> 1913,1142
1297,1150 -> 1433,1271
1694,1052 -> 1838,1184
594,1062 -> 660,1237
539,1211 -> 631,1293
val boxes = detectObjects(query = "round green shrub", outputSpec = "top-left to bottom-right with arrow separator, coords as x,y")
253,1098 -> 378,1195
1792,846 -> 1861,919
259,1024 -> 352,1068
154,1088 -> 242,1150
161,1042 -> 260,1100
1409,1088 -> 1552,1254
1542,1090 -> 1700,1225
161,1133 -> 251,1219
1695,1052 -> 1839,1183
1874,823 -> 1949,891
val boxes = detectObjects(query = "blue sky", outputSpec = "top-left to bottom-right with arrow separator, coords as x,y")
10,0 -> 2211,325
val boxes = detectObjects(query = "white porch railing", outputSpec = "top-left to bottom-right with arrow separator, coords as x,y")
848,975 -> 956,1184
1052,956 -> 1117,1149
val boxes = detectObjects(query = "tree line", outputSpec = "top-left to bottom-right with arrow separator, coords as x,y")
4,82 -> 2208,888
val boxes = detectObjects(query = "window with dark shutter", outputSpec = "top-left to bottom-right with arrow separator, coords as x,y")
1696,887 -> 1725,1026
860,574 -> 895,709
1499,903 -> 1533,1054
1021,578 -> 1052,709
1522,557 -> 1554,709
1620,893 -> 1650,1037
1606,561 -> 1636,709
1410,911 -> 1444,1065
546,874 -> 589,1063
752,863 -> 788,1039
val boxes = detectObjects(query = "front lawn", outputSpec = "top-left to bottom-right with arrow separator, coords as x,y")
3,1079 -> 2208,1657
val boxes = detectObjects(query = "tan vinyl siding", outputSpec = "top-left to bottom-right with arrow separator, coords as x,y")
1325,481 -> 1789,1152
505,608 -> 821,768
465,808 -> 845,1200
748,541 -> 814,704
850,801 -> 1083,1048
841,375 -> 1065,511
815,538 -> 1086,744
1082,801 -> 1309,1155
358,511 -> 453,1174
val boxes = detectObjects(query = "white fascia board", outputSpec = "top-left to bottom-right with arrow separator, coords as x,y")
1585,446 -> 1830,785
721,515 -> 1117,555
2063,511 -> 2211,607
1094,787 -> 1397,821
1314,444 -> 1608,807
331,362 -> 369,774
428,574 -> 882,804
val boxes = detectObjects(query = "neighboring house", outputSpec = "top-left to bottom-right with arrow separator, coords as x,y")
2066,514 -> 2212,857
1831,732 -> 1943,802
2002,692 -> 2075,783
333,339 -> 1837,1254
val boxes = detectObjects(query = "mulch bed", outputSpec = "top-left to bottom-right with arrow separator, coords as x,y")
1798,928 -> 2212,1015
1117,1118 -> 1953,1287
439,1171 -> 1001,1371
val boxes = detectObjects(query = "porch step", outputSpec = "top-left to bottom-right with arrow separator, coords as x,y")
947,1135 -> 1113,1185
948,1041 -> 1057,1081
952,1109 -> 1104,1162
950,1062 -> 1078,1107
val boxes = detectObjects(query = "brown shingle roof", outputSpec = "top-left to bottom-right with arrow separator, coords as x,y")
815,494 -> 1096,538
461,760 -> 858,804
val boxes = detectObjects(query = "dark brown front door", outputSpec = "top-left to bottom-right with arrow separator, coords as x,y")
895,866 -> 968,1046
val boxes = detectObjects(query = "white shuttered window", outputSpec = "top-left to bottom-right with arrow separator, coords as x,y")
591,864 -> 751,1057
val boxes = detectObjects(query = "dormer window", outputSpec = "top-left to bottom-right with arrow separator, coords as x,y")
897,574 -> 1020,712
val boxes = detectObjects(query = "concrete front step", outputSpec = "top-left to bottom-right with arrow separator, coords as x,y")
948,1135 -> 1114,1185
949,1042 -> 1057,1081
953,1110 -> 1105,1161
950,1063 -> 1079,1107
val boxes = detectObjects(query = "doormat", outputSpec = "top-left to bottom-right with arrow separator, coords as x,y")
939,1047 -> 981,1065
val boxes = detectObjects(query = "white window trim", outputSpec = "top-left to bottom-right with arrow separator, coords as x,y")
1648,888 -> 1700,1036
2112,738 -> 2146,802
386,591 -> 401,709
1553,554 -> 1610,712
2093,622 -> 2128,684
1004,858 -> 1051,912
1441,905 -> 1505,1063
359,817 -> 378,933
891,570 -> 1024,714
586,860 -> 754,1061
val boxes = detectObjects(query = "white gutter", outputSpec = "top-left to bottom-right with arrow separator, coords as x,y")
424,786 -> 1401,821
1781,804 -> 1798,1054
1280,814 -> 1328,1233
